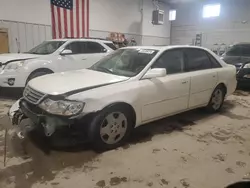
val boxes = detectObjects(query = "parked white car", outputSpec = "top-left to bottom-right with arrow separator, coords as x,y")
0,38 -> 115,87
9,45 -> 237,151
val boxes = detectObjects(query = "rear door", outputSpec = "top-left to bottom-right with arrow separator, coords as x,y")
184,48 -> 220,108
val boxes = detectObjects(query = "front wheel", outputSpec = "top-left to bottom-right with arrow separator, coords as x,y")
206,86 -> 226,112
88,105 -> 133,151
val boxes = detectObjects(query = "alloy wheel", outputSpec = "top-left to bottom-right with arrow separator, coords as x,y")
100,112 -> 128,145
211,89 -> 223,110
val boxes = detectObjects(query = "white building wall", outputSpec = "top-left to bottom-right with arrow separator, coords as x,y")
90,0 -> 171,45
171,0 -> 250,49
141,0 -> 171,45
0,0 -> 171,52
0,0 -> 51,25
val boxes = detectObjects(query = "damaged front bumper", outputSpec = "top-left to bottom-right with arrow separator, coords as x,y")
9,99 -> 77,139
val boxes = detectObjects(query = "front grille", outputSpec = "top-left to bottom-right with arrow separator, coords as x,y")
23,85 -> 46,104
23,99 -> 44,114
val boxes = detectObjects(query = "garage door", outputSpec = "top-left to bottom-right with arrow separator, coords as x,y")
0,29 -> 9,53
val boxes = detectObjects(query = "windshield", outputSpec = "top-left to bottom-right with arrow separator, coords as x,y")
27,41 -> 65,55
90,48 -> 158,77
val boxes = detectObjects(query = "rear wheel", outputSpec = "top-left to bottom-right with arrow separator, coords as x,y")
88,105 -> 133,151
206,86 -> 226,112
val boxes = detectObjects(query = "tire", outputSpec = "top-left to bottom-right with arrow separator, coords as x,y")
88,105 -> 134,151
26,71 -> 52,85
206,85 -> 226,113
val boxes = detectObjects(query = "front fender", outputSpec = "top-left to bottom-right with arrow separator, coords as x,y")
67,82 -> 143,126
22,58 -> 57,73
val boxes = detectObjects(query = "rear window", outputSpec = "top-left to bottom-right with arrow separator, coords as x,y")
226,45 -> 242,56
105,43 -> 117,50
226,44 -> 250,57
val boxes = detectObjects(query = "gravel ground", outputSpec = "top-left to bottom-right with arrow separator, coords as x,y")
0,90 -> 250,188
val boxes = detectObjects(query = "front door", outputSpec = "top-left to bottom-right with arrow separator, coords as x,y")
141,49 -> 191,122
58,41 -> 107,72
184,48 -> 219,108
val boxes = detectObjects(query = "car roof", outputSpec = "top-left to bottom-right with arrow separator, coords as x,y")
47,38 -> 113,43
122,45 -> 210,52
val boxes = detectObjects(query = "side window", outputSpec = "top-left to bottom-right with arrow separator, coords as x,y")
105,42 -> 117,50
152,50 -> 184,74
185,49 -> 211,71
206,53 -> 222,68
241,45 -> 250,57
65,42 -> 86,54
85,42 -> 106,53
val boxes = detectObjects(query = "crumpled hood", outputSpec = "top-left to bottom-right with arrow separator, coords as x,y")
28,69 -> 129,95
0,53 -> 42,64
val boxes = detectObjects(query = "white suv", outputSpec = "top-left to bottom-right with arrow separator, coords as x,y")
0,38 -> 115,88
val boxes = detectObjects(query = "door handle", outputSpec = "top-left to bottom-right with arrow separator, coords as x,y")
212,75 -> 216,78
82,58 -> 87,60
182,81 -> 188,84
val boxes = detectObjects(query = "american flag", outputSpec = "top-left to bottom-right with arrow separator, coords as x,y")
51,0 -> 89,39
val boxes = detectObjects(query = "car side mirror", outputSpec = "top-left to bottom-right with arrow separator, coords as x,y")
142,68 -> 166,79
102,48 -> 107,52
60,49 -> 73,55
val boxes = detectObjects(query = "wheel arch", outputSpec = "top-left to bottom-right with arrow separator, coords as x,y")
26,68 -> 54,85
29,68 -> 54,76
216,82 -> 227,95
101,102 -> 137,128
27,68 -> 54,80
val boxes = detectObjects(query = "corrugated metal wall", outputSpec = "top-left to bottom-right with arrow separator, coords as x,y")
0,20 -> 52,53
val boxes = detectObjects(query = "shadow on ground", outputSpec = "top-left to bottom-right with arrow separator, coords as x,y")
127,99 -> 238,146
0,88 -> 23,100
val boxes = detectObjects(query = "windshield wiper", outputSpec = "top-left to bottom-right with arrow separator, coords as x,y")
96,67 -> 114,74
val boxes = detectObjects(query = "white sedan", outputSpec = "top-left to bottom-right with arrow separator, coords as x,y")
9,45 -> 237,151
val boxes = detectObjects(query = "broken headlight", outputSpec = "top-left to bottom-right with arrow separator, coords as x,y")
39,98 -> 84,116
